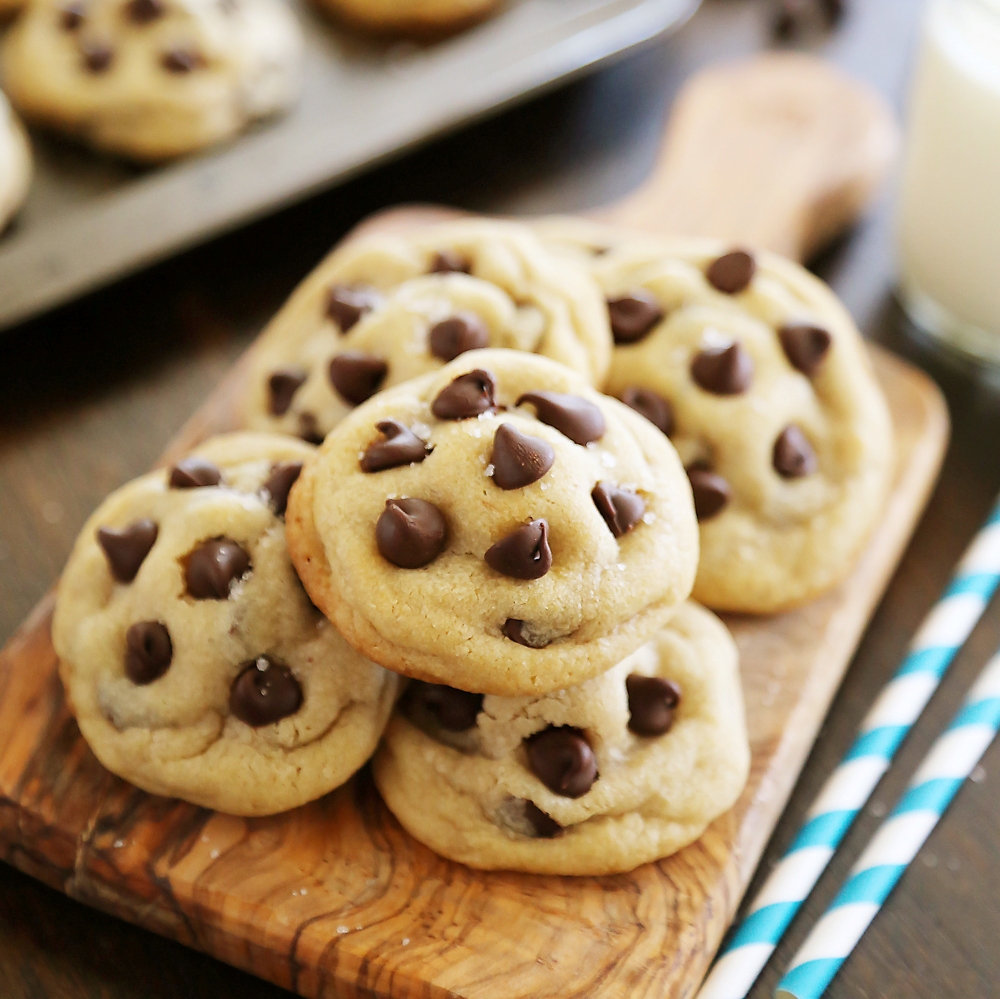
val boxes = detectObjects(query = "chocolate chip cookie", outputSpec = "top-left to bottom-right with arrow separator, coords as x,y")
314,0 -> 502,35
373,601 -> 748,875
286,349 -> 699,696
0,91 -> 31,231
52,432 -> 398,816
536,217 -> 895,613
1,0 -> 302,161
245,218 -> 612,444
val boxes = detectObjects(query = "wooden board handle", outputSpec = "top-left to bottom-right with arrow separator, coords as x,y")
599,52 -> 899,261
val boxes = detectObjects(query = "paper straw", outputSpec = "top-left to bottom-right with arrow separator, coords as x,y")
775,648 -> 1000,998
697,498 -> 1000,999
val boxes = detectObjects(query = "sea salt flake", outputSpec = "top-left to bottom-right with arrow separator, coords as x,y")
701,326 -> 731,349
337,926 -> 349,935
210,849 -> 220,860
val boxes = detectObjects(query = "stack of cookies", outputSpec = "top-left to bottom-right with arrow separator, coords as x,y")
53,215 -> 894,877
285,346 -> 750,875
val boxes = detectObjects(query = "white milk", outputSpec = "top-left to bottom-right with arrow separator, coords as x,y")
897,0 -> 1000,365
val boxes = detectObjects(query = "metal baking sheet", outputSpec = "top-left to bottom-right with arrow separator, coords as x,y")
0,0 -> 696,331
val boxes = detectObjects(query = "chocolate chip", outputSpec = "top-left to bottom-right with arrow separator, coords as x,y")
431,369 -> 497,420
592,482 -> 645,538
626,674 -> 682,736
820,0 -> 846,24
430,250 -> 471,274
298,413 -> 324,445
774,2 -> 799,36
607,291 -> 664,344
412,682 -> 483,731
687,468 -> 731,521
428,313 -> 489,362
185,538 -> 250,599
707,250 -> 756,294
516,391 -> 606,445
774,0 -> 845,38
81,40 -> 114,72
60,1 -> 86,29
691,342 -> 754,395
268,368 -> 307,416
161,48 -> 202,73
376,498 -> 447,569
326,285 -> 379,333
490,424 -> 554,490
779,323 -> 832,376
524,801 -> 562,838
773,426 -> 818,478
361,420 -> 431,473
124,621 -> 172,685
97,519 -> 158,583
169,457 -> 222,489
230,656 -> 302,727
329,352 -> 387,406
124,0 -> 163,22
502,619 -> 550,648
619,386 -> 674,436
262,461 -> 303,516
526,726 -> 598,798
484,520 -> 551,580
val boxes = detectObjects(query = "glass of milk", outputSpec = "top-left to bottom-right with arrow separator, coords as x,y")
897,0 -> 1000,367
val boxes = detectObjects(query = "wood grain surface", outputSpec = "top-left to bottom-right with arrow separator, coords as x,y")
0,33 -> 955,999
601,51 -> 898,260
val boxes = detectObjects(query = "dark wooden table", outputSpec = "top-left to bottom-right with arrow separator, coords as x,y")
1,0 -> 998,996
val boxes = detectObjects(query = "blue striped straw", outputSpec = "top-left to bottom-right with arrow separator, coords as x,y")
776,648 -> 1000,998
697,497 -> 1000,999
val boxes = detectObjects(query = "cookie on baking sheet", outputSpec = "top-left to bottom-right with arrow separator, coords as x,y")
536,217 -> 895,614
1,0 -> 302,161
52,432 -> 398,816
286,348 -> 699,696
314,0 -> 502,35
245,218 -> 612,444
373,601 -> 749,876
0,91 -> 31,230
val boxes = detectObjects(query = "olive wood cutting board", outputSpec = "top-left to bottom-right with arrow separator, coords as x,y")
0,54 -> 949,999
